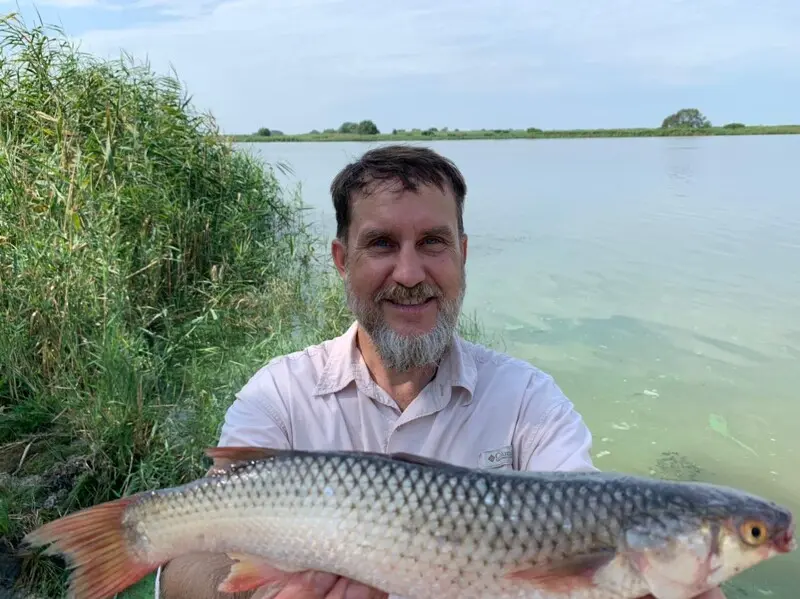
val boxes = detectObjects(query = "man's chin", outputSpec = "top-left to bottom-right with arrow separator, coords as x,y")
381,321 -> 438,340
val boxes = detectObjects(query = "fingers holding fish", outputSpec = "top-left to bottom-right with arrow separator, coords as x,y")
283,572 -> 388,599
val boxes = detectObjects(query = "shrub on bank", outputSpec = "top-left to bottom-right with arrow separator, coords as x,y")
0,14 -> 351,596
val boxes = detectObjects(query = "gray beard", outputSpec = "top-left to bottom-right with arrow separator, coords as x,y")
344,274 -> 465,372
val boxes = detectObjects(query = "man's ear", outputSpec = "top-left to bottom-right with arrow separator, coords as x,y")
460,233 -> 468,265
331,237 -> 347,277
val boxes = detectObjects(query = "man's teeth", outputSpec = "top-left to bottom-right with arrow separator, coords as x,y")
392,298 -> 430,305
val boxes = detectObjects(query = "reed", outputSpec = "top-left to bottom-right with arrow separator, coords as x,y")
0,13 -> 353,596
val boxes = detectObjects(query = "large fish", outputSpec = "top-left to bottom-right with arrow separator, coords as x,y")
22,447 -> 795,599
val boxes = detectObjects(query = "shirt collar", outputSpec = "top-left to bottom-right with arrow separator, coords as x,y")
313,320 -> 477,403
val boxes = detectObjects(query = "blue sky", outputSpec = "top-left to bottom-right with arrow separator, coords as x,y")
5,0 -> 800,134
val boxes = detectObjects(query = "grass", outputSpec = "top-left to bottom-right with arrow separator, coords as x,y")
0,13 -> 488,598
0,11 -> 334,597
228,124 -> 800,143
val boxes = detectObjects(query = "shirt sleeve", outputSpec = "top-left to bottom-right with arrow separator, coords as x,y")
217,361 -> 293,449
515,370 -> 598,473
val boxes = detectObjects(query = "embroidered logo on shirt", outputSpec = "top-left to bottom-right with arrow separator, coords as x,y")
478,445 -> 513,470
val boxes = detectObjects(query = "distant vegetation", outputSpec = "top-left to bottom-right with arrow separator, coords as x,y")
237,109 -> 800,143
660,108 -> 711,129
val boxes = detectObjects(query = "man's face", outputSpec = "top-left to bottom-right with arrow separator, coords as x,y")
332,179 -> 468,371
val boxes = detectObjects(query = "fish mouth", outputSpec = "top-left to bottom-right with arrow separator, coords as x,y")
773,527 -> 796,554
772,512 -> 796,554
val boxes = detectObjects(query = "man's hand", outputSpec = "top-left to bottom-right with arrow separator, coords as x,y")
265,572 -> 386,599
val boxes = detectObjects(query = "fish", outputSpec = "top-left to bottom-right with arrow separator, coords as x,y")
22,447 -> 796,599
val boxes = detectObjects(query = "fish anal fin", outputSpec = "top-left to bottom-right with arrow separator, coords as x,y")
505,551 -> 615,593
218,553 -> 294,594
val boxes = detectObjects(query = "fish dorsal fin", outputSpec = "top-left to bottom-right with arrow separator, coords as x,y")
204,446 -> 287,476
205,446 -> 285,462
387,452 -> 459,469
203,447 -> 460,476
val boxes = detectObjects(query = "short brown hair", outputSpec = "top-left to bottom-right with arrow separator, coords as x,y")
329,144 -> 467,242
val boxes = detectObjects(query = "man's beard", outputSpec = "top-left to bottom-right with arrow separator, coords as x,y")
345,272 -> 465,372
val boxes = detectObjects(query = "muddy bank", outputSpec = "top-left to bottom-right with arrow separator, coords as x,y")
0,440 -> 89,598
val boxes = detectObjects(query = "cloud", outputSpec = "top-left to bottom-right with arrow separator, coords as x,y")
23,0 -> 800,132
26,0 -> 105,7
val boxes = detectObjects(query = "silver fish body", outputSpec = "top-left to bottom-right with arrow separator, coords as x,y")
25,448 -> 796,599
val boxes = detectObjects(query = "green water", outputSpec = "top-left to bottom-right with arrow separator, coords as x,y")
240,136 -> 800,597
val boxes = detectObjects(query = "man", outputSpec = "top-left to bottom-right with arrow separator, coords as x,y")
158,145 -> 724,599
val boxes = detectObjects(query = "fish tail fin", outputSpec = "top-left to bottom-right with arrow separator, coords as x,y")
23,496 -> 158,599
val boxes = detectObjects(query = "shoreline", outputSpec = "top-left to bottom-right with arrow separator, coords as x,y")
226,125 -> 800,143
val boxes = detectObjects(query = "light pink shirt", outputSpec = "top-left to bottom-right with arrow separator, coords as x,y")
153,323 -> 596,598
218,321 -> 596,473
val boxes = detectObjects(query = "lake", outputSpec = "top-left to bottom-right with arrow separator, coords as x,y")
238,136 -> 800,598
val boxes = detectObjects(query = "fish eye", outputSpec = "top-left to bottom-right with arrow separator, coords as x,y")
739,519 -> 769,546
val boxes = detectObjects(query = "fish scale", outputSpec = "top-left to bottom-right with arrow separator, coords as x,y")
23,448 -> 796,599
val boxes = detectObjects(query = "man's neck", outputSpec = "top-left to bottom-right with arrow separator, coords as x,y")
356,326 -> 438,411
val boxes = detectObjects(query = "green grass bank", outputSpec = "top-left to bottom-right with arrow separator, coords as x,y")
0,13 -> 348,597
229,124 -> 800,144
0,14 -> 487,598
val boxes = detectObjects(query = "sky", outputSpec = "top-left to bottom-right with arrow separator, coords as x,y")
4,0 -> 800,134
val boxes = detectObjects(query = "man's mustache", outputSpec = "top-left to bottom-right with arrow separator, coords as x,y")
373,283 -> 443,303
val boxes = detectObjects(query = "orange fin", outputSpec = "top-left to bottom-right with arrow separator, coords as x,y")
505,551 -> 614,593
218,553 -> 293,594
22,495 -> 158,599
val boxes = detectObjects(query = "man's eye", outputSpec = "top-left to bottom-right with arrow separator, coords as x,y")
372,238 -> 391,247
424,237 -> 443,245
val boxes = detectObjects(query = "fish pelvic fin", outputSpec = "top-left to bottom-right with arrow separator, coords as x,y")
22,495 -> 157,599
219,553 -> 294,594
505,550 -> 616,593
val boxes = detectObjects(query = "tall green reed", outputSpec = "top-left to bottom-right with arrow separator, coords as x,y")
0,13 -> 351,595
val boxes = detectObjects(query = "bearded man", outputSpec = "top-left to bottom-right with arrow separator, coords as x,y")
157,145 -> 725,599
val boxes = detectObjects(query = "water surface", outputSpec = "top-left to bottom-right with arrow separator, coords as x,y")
239,136 -> 800,597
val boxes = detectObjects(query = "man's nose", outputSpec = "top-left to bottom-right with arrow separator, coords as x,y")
392,244 -> 425,288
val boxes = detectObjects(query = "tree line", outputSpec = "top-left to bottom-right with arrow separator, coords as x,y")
251,110 -> 754,137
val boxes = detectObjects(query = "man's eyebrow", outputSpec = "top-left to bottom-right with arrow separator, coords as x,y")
356,226 -> 455,245
357,228 -> 392,245
422,226 -> 455,240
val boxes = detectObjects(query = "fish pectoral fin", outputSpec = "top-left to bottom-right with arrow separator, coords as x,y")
505,550 -> 616,593
623,527 -> 717,599
218,552 -> 294,594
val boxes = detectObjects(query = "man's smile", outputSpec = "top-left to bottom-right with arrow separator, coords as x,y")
385,296 -> 437,313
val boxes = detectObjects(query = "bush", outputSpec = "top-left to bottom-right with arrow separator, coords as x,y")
0,13 -> 351,596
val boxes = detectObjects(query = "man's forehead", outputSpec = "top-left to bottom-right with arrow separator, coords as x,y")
353,177 -> 450,201
351,180 -> 455,215
350,192 -> 458,236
